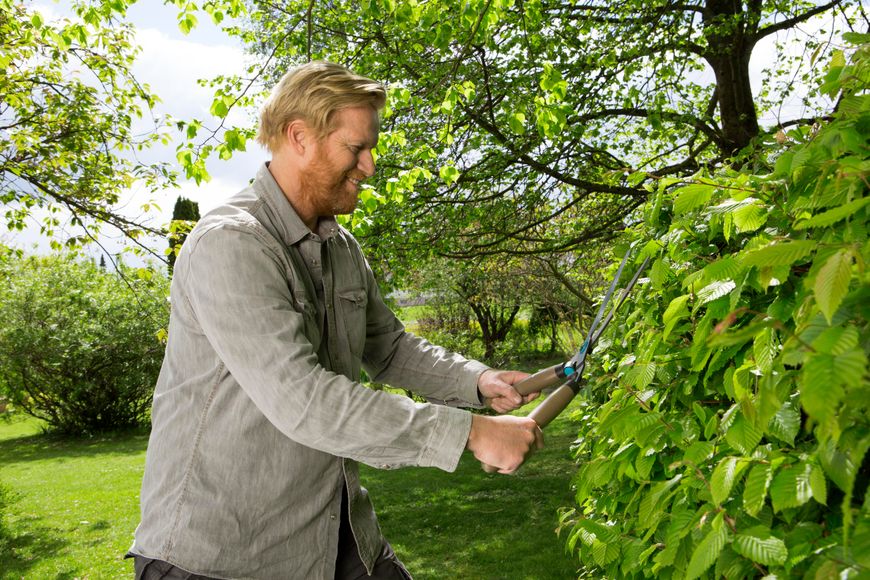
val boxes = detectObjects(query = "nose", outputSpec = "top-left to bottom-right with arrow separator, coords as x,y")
358,150 -> 375,178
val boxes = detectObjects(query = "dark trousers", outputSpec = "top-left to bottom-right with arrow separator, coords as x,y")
334,486 -> 412,580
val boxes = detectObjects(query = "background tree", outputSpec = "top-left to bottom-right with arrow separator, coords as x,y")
1,0 -> 174,252
0,248 -> 169,434
410,253 -> 601,362
167,195 -> 201,274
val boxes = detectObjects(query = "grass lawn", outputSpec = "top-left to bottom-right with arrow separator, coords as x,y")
0,396 -> 581,579
0,416 -> 148,579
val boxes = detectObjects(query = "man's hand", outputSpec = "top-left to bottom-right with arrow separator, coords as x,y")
466,414 -> 544,474
477,369 -> 540,413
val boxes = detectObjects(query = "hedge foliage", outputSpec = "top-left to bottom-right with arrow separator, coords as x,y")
561,38 -> 869,578
0,250 -> 168,434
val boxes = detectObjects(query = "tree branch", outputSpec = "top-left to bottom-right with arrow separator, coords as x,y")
754,0 -> 842,42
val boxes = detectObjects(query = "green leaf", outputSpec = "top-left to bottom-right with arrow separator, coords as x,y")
683,441 -> 715,465
704,412 -> 719,440
592,537 -> 620,566
770,462 -> 813,512
818,439 -> 855,493
210,97 -> 229,118
799,360 -> 843,421
701,256 -> 745,284
812,325 -> 859,355
733,527 -> 788,566
809,463 -> 827,505
674,183 -> 716,215
798,347 -> 866,422
768,401 -> 800,446
742,240 -> 817,268
852,511 -> 870,568
685,521 -> 728,580
732,203 -> 768,233
508,112 -> 526,134
753,326 -> 777,374
178,12 -> 198,34
743,463 -> 773,516
794,196 -> 870,230
224,128 -> 247,152
662,294 -> 690,339
439,164 -> 460,185
710,456 -> 749,505
725,413 -> 763,455
813,249 -> 853,323
628,362 -> 657,388
697,280 -> 736,306
692,402 -> 707,424
638,475 -> 682,529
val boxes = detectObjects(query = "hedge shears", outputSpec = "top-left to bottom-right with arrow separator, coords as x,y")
513,249 -> 650,428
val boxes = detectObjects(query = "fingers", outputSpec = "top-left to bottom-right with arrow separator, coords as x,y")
467,415 -> 544,474
478,369 -> 535,413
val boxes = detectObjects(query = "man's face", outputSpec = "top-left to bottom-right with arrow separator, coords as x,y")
300,106 -> 379,218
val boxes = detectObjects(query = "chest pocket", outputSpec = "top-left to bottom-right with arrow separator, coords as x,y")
338,287 -> 368,357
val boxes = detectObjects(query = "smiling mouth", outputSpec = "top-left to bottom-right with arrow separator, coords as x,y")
347,176 -> 365,189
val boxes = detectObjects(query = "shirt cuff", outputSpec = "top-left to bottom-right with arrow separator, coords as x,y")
458,360 -> 490,408
419,405 -> 473,472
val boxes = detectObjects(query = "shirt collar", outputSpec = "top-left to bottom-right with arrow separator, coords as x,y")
255,162 -> 340,246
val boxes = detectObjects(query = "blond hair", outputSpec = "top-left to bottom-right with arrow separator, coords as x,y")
257,61 -> 386,152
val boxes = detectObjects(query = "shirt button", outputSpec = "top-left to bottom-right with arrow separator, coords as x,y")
330,514 -> 337,521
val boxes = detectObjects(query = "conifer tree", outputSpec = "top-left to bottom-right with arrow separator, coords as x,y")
167,196 -> 201,274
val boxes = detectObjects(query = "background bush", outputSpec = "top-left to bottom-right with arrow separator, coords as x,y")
0,250 -> 169,435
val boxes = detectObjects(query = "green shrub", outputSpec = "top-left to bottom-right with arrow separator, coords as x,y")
561,39 -> 869,577
0,251 -> 169,435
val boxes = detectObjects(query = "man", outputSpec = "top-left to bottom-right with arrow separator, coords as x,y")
129,61 -> 543,579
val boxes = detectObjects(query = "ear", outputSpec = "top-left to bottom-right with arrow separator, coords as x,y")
284,119 -> 309,155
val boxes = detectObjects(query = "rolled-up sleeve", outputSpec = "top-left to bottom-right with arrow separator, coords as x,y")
179,221 -> 471,472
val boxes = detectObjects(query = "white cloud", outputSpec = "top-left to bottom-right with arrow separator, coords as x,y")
129,15 -> 268,216
133,27 -> 249,122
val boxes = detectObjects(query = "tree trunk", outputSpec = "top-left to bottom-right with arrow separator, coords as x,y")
703,0 -> 760,156
470,302 -> 520,360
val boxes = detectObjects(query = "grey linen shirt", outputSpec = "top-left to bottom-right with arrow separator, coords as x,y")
131,163 -> 489,579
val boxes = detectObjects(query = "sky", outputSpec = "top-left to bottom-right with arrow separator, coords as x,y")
4,1 -> 843,262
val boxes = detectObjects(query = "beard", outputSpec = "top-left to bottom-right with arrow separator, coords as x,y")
299,156 -> 361,218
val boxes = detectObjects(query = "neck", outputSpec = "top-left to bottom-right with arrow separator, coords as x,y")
267,158 -> 318,231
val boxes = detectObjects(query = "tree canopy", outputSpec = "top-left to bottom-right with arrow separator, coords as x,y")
179,0 -> 863,273
0,0 -> 173,252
